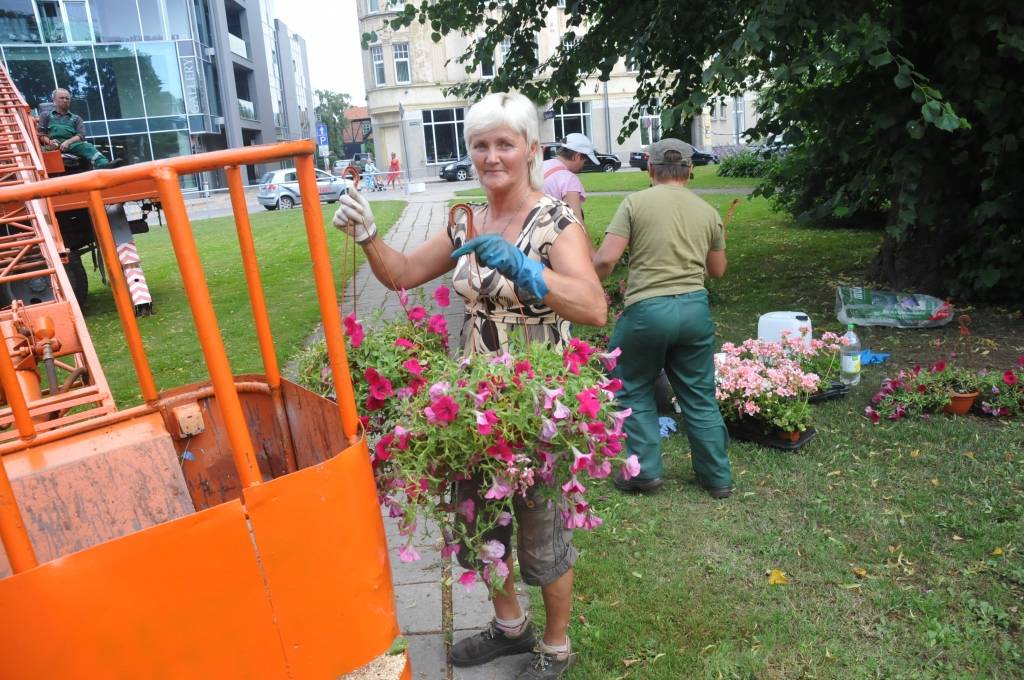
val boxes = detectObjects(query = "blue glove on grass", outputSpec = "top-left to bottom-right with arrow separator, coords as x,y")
451,234 -> 549,302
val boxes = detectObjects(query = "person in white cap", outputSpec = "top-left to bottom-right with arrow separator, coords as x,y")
541,132 -> 599,227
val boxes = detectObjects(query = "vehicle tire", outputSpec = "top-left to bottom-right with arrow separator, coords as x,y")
66,253 -> 88,309
278,195 -> 295,210
264,204 -> 277,211
455,168 -> 469,181
602,163 -> 617,173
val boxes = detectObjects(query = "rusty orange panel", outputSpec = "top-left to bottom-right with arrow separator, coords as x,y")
0,501 -> 290,679
244,437 -> 401,677
9,301 -> 83,357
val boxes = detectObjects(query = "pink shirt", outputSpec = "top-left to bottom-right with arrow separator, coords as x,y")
542,158 -> 586,204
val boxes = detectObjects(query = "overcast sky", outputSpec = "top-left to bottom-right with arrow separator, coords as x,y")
278,0 -> 368,104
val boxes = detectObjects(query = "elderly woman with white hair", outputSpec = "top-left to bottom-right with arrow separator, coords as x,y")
333,91 -> 606,679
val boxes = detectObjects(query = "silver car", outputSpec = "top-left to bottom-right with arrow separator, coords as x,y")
257,168 -> 352,210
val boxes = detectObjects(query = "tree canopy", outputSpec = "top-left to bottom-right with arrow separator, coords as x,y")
378,0 -> 1024,300
315,89 -> 351,160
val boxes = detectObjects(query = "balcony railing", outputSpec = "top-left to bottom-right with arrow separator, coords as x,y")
238,99 -> 256,120
229,33 -> 248,59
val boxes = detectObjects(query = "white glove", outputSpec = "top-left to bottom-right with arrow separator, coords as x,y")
332,186 -> 377,244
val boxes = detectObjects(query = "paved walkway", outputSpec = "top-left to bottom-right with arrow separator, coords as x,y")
348,190 -> 533,680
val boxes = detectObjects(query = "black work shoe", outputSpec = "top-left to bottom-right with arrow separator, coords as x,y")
516,644 -> 578,679
450,619 -> 537,667
102,158 -> 126,169
613,474 -> 664,493
703,484 -> 734,499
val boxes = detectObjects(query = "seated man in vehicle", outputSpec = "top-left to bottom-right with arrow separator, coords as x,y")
38,88 -> 121,169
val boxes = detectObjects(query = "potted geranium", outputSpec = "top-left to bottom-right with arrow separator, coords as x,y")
297,286 -> 633,591
715,338 -> 821,443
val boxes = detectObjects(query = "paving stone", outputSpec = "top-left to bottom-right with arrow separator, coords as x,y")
395,581 -> 443,634
452,586 -> 530,631
405,633 -> 447,680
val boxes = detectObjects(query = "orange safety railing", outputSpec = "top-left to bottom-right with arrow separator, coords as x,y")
0,141 -> 404,679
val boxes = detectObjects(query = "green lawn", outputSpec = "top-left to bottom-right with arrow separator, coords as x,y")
452,164 -> 755,198
546,194 -> 1024,678
82,200 -> 405,406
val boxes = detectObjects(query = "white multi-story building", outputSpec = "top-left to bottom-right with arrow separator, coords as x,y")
357,1 -> 760,179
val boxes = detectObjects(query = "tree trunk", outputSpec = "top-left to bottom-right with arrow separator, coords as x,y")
869,227 -> 954,298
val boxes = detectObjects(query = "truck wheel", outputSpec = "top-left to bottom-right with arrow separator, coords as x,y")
67,254 -> 88,308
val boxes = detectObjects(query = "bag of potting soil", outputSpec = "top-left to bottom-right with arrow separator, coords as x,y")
835,286 -> 954,328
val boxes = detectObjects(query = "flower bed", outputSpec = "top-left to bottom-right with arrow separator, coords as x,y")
865,356 -> 1024,423
297,286 -> 633,591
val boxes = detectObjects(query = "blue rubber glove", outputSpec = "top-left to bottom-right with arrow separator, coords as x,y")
451,234 -> 549,302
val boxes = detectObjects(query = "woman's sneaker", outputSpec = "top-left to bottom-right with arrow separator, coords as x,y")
449,619 -> 537,667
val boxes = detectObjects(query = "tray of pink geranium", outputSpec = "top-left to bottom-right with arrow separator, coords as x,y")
297,285 -> 635,591
714,330 -> 849,450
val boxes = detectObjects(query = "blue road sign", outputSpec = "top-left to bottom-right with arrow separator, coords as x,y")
315,122 -> 329,145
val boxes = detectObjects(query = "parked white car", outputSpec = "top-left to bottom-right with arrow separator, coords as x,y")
257,168 -> 352,210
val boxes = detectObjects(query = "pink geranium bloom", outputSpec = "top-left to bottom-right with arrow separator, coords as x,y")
343,313 -> 364,348
458,570 -> 477,591
407,306 -> 427,323
475,409 -> 499,435
395,337 -> 415,350
403,358 -> 424,377
433,285 -> 451,308
424,395 -> 459,425
621,455 -> 641,480
398,545 -> 421,563
428,314 -> 448,336
576,388 -> 601,419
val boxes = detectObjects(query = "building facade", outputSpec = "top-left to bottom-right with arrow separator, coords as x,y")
357,0 -> 761,180
0,0 -> 314,187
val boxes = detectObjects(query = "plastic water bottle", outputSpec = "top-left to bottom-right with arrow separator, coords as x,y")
840,323 -> 861,386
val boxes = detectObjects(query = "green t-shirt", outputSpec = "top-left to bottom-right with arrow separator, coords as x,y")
606,184 -> 725,308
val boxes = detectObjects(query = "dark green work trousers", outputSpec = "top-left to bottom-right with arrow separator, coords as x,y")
610,291 -> 732,487
46,119 -> 109,168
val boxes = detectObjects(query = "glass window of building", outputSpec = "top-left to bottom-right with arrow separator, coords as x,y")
95,44 -> 144,119
367,0 -> 380,12
0,0 -> 41,43
370,44 -> 384,86
554,101 -> 590,139
639,104 -> 661,146
36,1 -> 65,43
4,46 -> 56,111
150,130 -> 188,160
108,132 -> 151,164
500,39 -> 510,65
393,42 -> 409,84
192,0 -> 212,46
480,50 -> 494,78
88,0 -> 142,42
137,42 -> 184,116
51,46 -> 104,121
165,0 -> 192,40
65,1 -> 92,42
422,107 -> 465,165
137,0 -> 166,40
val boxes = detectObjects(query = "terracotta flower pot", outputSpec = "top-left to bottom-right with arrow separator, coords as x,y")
942,391 -> 979,416
776,428 -> 801,442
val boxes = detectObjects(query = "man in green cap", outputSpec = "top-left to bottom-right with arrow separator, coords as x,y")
591,137 -> 733,498
38,88 -> 119,169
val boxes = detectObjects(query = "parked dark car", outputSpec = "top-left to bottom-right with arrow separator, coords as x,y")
439,155 -> 474,182
629,146 -> 719,171
541,143 -> 622,173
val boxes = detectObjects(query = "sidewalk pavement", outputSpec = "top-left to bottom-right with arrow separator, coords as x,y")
353,191 -> 534,680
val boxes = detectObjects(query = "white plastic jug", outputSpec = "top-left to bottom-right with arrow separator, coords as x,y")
757,311 -> 813,348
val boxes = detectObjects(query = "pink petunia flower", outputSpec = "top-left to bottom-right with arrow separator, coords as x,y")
403,358 -> 424,377
563,338 -> 595,374
1003,370 -> 1018,387
552,399 -> 571,420
484,476 -> 513,500
539,417 -> 558,442
475,409 -> 499,435
343,313 -> 364,348
457,498 -> 476,523
441,543 -> 461,558
486,436 -> 515,463
407,306 -> 427,323
598,347 -> 622,372
398,288 -> 410,307
458,570 -> 477,591
429,381 -> 450,399
561,476 -> 586,495
398,545 -> 421,563
428,314 -> 448,336
497,512 -> 513,526
369,377 -> 394,401
480,540 -> 506,563
570,447 -> 592,474
621,455 -> 641,480
395,337 -> 415,350
424,395 -> 459,425
542,386 -> 564,409
576,388 -> 601,419
433,285 -> 451,308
